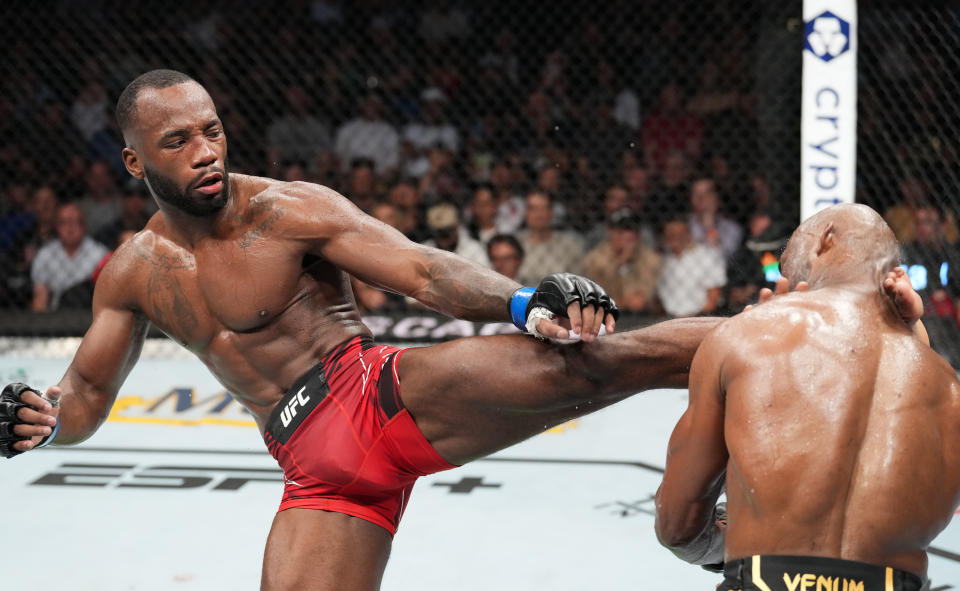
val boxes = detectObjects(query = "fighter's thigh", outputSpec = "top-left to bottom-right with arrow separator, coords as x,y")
398,335 -> 603,462
261,509 -> 392,591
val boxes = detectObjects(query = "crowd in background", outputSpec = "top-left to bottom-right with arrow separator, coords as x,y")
0,0 -> 957,365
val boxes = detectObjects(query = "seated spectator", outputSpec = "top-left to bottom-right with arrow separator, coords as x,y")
93,182 -> 153,249
515,191 -> 585,285
686,176 -> 743,259
0,180 -> 39,308
646,149 -> 692,229
641,82 -> 704,175
31,202 -> 109,312
489,159 -> 525,234
78,159 -> 122,236
722,211 -> 788,315
900,202 -> 960,367
417,144 -> 464,206
265,85 -> 331,178
345,158 -> 381,213
884,176 -> 960,245
584,208 -> 661,314
422,202 -> 489,267
386,179 -> 428,243
487,234 -> 524,281
656,216 -> 726,317
465,184 -> 502,245
578,93 -> 634,186
402,87 -> 459,179
584,184 -> 655,249
334,93 -> 399,178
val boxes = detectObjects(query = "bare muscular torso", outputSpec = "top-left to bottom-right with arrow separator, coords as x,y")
101,174 -> 370,429
718,287 -> 960,575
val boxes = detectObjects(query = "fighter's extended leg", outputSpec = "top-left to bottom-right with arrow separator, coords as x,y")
261,509 -> 392,591
400,316 -> 720,464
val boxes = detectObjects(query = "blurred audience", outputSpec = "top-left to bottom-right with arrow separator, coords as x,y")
422,202 -> 489,267
31,202 -> 109,312
656,216 -> 726,317
334,93 -> 399,177
686,176 -> 743,259
583,208 -> 661,314
515,191 -> 585,285
899,203 -> 960,365
487,234 -> 524,281
265,85 -> 332,178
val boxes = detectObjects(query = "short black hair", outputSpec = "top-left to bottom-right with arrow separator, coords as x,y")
116,69 -> 197,141
487,234 -> 524,260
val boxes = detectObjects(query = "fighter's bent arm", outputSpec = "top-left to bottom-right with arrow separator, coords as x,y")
300,186 -> 522,322
655,326 -> 729,566
46,264 -> 149,445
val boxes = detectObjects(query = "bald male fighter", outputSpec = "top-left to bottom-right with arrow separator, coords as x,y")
655,204 -> 959,590
0,69 -> 739,591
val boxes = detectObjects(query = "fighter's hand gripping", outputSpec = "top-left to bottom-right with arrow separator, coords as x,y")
1,383 -> 59,458
509,273 -> 619,343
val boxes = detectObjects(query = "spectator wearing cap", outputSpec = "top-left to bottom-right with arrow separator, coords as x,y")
334,93 -> 400,177
487,234 -> 524,281
515,191 -> 585,285
656,216 -> 726,318
421,202 -> 489,267
722,211 -> 788,315
31,202 -> 109,312
583,208 -> 661,314
402,87 -> 460,179
686,176 -> 743,260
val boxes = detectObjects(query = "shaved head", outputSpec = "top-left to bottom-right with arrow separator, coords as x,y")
116,69 -> 198,145
781,204 -> 900,287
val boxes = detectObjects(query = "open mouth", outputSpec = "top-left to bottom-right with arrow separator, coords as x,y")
195,173 -> 224,195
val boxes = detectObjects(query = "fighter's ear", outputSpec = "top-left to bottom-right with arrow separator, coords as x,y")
815,223 -> 836,256
122,147 -> 144,180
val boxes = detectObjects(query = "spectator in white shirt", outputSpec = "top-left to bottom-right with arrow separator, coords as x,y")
402,87 -> 460,179
656,216 -> 726,317
334,93 -> 400,177
31,202 -> 109,312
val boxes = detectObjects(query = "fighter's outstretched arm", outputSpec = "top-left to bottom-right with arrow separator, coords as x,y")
11,260 -> 149,452
292,185 -> 615,340
655,325 -> 729,567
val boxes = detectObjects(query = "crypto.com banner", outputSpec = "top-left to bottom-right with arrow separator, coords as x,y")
801,0 -> 857,221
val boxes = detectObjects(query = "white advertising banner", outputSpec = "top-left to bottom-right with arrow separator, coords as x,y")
801,0 -> 858,221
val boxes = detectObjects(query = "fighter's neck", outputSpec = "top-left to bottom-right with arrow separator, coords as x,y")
157,174 -> 253,247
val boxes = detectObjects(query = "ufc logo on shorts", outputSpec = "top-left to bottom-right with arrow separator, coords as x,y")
280,386 -> 311,428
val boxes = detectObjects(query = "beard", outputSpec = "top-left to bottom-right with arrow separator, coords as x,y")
143,163 -> 230,217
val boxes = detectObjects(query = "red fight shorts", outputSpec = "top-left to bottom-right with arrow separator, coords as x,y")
263,336 -> 456,535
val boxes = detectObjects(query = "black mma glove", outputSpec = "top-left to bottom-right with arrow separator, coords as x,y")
700,502 -> 727,574
0,383 -> 41,458
527,273 -> 619,321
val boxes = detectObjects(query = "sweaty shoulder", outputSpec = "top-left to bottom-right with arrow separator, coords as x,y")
237,176 -> 361,241
709,293 -> 826,362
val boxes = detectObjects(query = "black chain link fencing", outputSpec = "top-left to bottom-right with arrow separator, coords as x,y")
0,1 -> 956,364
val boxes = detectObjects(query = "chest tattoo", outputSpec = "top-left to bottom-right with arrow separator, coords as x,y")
239,206 -> 285,248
